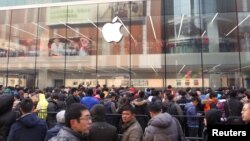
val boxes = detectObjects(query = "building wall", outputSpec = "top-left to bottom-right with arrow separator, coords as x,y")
0,0 -> 250,90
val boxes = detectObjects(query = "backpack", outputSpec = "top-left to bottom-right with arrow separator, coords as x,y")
224,100 -> 244,125
104,101 -> 113,114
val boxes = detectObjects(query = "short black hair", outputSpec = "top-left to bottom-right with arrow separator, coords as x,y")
51,92 -> 59,100
167,85 -> 172,89
209,92 -> 217,99
99,92 -> 105,99
238,88 -> 246,94
110,92 -> 117,98
139,91 -> 145,98
65,103 -> 87,127
71,88 -> 78,94
20,98 -> 34,113
148,101 -> 162,113
228,90 -> 237,97
179,90 -> 186,96
122,105 -> 135,114
186,87 -> 191,93
166,93 -> 174,101
191,96 -> 199,102
86,88 -> 94,96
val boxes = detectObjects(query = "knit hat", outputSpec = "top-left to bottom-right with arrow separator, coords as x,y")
90,104 -> 105,122
56,110 -> 65,123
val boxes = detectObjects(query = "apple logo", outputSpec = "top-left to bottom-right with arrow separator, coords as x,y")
102,17 -> 123,43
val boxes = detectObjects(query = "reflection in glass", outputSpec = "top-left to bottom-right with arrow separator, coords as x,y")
0,0 -> 250,89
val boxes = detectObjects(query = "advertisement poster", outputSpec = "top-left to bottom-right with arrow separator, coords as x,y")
48,37 -> 92,56
46,1 -> 145,25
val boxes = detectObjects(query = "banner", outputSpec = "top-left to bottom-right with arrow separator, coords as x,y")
46,2 -> 145,25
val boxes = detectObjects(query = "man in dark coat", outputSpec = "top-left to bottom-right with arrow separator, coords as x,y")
0,94 -> 16,141
65,88 -> 80,109
7,98 -> 47,141
121,105 -> 143,141
47,93 -> 61,129
224,90 -> 243,117
203,109 -> 222,141
89,104 -> 117,141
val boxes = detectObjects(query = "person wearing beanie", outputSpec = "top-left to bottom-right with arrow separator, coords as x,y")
44,110 -> 65,141
89,104 -> 117,141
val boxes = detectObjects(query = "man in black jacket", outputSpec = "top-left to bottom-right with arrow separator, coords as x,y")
0,94 -> 16,141
89,104 -> 117,141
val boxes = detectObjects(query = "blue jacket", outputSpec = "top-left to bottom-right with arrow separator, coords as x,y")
7,113 -> 47,141
80,96 -> 99,110
185,102 -> 199,127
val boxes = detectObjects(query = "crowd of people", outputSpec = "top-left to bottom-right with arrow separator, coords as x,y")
0,84 -> 250,141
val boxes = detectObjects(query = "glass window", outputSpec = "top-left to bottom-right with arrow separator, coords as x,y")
97,2 -> 131,88
164,0 -> 203,89
131,0 -> 164,89
202,0 -> 241,89
238,0 -> 250,89
7,8 -> 38,88
65,4 -> 98,88
1,0 -> 249,90
37,6 -> 67,88
0,10 -> 10,86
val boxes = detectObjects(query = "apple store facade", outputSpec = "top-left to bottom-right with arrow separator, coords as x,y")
0,0 -> 250,90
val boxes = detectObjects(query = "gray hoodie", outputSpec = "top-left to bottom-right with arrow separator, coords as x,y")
143,113 -> 180,141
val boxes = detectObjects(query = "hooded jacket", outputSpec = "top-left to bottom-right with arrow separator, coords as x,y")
143,113 -> 180,141
0,94 -> 16,141
7,113 -> 47,141
37,94 -> 49,119
89,104 -> 117,141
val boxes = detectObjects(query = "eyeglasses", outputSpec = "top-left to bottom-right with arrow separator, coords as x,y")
79,116 -> 92,121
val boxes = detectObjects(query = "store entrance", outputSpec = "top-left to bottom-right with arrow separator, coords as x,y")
54,79 -> 64,88
3,73 -> 36,88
